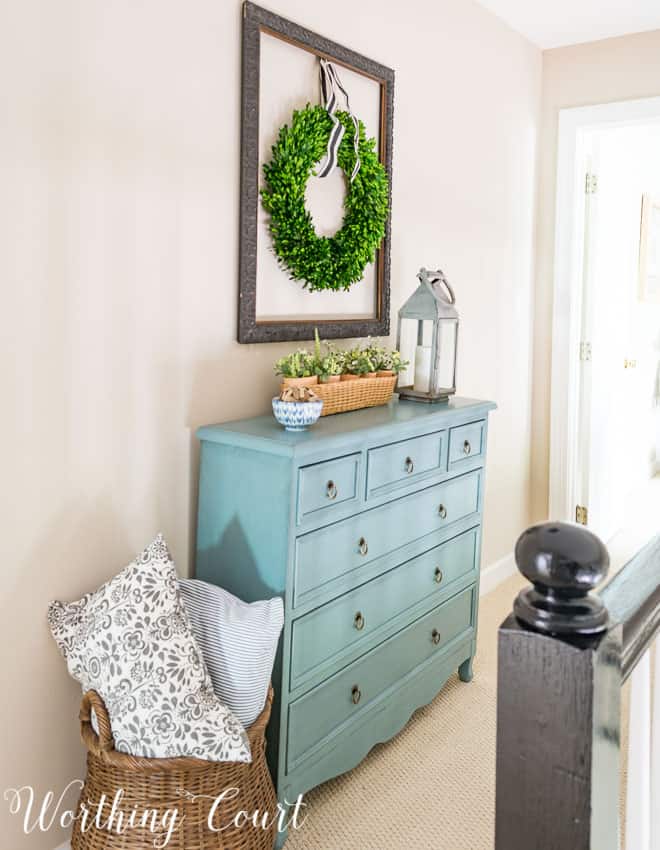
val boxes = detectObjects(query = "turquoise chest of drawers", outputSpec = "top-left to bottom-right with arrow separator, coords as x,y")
195,396 -> 495,816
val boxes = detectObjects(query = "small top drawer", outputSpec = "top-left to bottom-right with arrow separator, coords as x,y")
366,430 -> 446,497
448,421 -> 485,468
297,453 -> 360,523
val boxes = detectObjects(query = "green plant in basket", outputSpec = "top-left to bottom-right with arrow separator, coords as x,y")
312,329 -> 344,382
274,350 -> 316,379
344,347 -> 376,376
318,350 -> 344,382
361,338 -> 389,372
383,349 -> 409,374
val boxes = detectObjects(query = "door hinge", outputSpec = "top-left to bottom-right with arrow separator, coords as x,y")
579,341 -> 592,361
576,505 -> 589,525
585,173 -> 598,194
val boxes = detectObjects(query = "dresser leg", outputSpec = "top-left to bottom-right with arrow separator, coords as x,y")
274,799 -> 290,850
458,656 -> 474,682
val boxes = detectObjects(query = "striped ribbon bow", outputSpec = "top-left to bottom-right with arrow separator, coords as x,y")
316,59 -> 361,182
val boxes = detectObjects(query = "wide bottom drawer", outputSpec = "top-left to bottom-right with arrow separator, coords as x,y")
282,637 -> 472,801
286,585 -> 475,770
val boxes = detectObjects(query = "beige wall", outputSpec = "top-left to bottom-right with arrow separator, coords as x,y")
532,30 -> 660,521
0,2 -> 540,846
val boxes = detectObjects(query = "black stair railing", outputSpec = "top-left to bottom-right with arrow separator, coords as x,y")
494,522 -> 660,850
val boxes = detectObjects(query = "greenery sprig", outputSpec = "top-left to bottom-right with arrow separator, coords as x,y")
261,105 -> 389,292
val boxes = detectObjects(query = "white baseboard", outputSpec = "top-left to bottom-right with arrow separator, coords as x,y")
479,551 -> 516,597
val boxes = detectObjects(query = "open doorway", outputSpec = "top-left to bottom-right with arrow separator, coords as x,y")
550,98 -> 660,545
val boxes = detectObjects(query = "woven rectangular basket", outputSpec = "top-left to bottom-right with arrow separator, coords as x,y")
312,375 -> 397,416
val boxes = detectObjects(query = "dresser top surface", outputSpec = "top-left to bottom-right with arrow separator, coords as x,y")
198,397 -> 496,457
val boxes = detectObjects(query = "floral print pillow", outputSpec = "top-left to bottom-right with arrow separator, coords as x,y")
48,534 -> 251,763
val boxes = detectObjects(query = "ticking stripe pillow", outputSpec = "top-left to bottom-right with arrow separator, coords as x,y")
179,579 -> 284,728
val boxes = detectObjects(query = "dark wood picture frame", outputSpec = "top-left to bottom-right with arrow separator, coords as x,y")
238,1 -> 395,344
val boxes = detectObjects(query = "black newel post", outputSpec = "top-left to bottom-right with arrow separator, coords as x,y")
495,522 -> 622,850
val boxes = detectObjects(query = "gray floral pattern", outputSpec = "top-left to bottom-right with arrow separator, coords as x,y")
47,534 -> 251,763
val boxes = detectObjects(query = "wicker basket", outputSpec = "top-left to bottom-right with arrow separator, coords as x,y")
71,689 -> 277,850
303,375 -> 397,416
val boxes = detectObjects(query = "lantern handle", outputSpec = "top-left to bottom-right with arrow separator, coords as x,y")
418,268 -> 455,305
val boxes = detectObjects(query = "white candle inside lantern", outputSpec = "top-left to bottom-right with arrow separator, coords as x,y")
413,345 -> 432,393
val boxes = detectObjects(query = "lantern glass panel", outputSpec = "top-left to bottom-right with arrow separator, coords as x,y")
413,320 -> 435,393
397,318 -> 431,392
396,318 -> 414,389
432,319 -> 457,395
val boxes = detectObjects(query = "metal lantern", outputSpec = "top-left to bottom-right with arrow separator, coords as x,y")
396,268 -> 459,403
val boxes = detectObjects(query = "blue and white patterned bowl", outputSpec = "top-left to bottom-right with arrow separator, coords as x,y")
272,397 -> 324,431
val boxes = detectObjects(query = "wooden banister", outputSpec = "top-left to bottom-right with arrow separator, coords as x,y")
495,521 -> 660,850
601,534 -> 660,681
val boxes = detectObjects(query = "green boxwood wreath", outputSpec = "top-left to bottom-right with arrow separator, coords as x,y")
260,104 -> 389,292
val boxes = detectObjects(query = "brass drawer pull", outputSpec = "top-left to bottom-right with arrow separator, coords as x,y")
463,440 -> 471,455
351,685 -> 362,705
432,629 -> 441,646
438,504 -> 447,519
358,537 -> 369,556
405,456 -> 414,474
434,567 -> 443,584
326,480 -> 338,500
354,611 -> 365,631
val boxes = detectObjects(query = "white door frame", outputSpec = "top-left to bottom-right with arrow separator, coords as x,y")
549,96 -> 660,523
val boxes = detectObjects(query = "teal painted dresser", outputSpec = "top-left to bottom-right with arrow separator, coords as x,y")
195,397 -> 495,821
